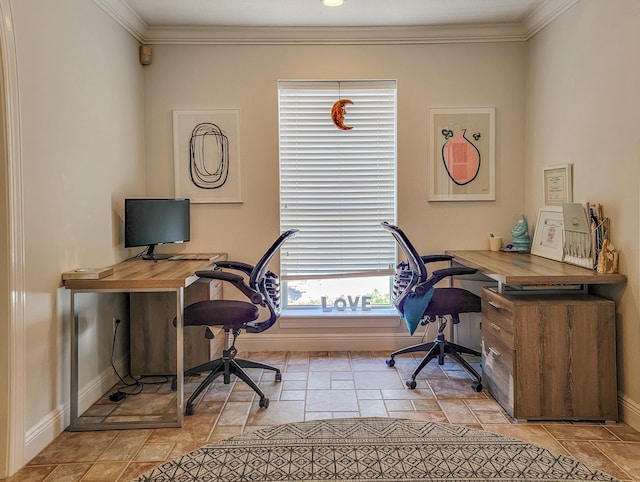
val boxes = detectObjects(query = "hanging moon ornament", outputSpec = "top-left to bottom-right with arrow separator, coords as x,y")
331,99 -> 354,130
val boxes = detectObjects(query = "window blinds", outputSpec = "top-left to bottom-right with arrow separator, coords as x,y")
278,80 -> 397,279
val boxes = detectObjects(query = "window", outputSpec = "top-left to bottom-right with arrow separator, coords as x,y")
278,80 -> 397,312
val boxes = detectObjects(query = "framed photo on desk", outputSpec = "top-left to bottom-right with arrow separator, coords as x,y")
531,207 -> 564,261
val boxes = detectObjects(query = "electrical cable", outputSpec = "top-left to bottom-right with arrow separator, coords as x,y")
110,321 -> 143,397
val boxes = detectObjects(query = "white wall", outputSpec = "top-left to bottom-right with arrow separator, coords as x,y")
143,41 -> 526,346
525,0 -> 640,426
10,0 -> 146,463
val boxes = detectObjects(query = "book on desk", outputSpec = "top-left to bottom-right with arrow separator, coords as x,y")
61,267 -> 114,280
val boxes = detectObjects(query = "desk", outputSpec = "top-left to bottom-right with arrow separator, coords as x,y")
63,254 -> 225,431
445,250 -> 625,292
446,250 -> 626,422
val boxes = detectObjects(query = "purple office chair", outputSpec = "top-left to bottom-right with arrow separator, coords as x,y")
381,222 -> 483,391
177,229 -> 298,415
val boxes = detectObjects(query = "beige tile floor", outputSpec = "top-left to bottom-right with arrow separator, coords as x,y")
4,350 -> 640,481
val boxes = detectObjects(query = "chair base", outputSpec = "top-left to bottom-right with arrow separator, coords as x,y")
183,347 -> 281,415
387,333 -> 482,391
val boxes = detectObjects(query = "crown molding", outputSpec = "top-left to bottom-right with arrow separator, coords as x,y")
92,0 -> 146,43
143,23 -> 527,46
523,0 -> 579,39
94,0 -> 578,45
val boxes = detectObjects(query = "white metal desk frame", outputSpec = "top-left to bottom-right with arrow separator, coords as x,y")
68,286 -> 185,431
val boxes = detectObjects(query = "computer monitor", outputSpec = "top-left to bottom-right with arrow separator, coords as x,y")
124,198 -> 190,260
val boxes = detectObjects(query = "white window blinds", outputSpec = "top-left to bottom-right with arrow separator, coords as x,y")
278,80 -> 397,279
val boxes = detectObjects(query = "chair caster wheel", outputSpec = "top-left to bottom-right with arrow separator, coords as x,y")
406,379 -> 417,389
259,397 -> 270,408
275,372 -> 282,382
185,403 -> 195,416
471,381 -> 483,392
386,358 -> 395,367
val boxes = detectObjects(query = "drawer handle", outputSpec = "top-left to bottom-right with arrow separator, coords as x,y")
488,301 -> 505,310
490,322 -> 501,332
489,347 -> 501,357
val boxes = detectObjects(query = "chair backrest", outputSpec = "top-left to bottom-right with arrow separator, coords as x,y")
245,229 -> 298,332
381,222 -> 427,313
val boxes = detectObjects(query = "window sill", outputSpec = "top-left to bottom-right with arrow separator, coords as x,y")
278,308 -> 401,328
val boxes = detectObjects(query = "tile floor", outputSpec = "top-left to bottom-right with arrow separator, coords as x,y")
4,350 -> 640,481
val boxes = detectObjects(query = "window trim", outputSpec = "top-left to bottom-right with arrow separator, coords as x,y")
278,79 -> 398,312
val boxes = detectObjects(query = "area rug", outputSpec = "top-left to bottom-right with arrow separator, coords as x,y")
134,417 -> 619,481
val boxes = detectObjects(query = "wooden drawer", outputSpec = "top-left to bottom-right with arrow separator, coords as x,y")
210,280 -> 223,300
481,327 -> 514,414
482,309 -> 514,352
482,289 -> 514,323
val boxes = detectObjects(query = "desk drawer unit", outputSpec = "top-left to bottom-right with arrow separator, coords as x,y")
481,288 -> 618,422
130,278 -> 223,376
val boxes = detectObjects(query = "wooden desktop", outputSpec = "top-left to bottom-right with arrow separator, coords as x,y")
63,254 -> 226,431
446,250 -> 625,422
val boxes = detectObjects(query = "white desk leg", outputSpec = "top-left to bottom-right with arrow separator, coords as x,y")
175,287 -> 184,426
70,290 -> 79,429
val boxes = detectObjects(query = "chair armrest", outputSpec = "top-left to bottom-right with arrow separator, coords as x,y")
432,267 -> 478,279
214,260 -> 255,275
195,270 -> 264,304
420,254 -> 453,264
412,267 -> 478,295
195,269 -> 243,283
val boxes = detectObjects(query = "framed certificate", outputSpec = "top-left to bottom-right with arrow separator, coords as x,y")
543,164 -> 572,206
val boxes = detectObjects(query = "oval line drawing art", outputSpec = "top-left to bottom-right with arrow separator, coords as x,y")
189,122 -> 229,189
441,129 -> 481,186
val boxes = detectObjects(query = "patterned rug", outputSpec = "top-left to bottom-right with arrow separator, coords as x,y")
134,417 -> 619,481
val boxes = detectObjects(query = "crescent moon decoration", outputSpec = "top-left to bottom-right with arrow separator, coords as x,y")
189,122 -> 229,189
331,99 -> 354,130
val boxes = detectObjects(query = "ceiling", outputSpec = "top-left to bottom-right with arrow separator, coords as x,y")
97,0 -> 578,43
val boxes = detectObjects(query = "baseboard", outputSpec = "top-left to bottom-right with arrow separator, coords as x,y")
238,332 -> 415,352
618,392 -> 640,431
24,355 -> 127,463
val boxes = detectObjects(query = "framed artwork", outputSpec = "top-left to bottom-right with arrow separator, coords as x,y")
543,163 -> 572,206
173,109 -> 242,203
531,207 -> 565,261
428,107 -> 495,201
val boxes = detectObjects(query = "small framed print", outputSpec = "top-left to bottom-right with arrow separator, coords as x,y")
543,164 -> 572,206
173,109 -> 242,203
531,207 -> 565,261
428,107 -> 495,201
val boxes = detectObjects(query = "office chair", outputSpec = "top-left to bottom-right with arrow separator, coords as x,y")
381,222 -> 483,391
177,229 -> 298,415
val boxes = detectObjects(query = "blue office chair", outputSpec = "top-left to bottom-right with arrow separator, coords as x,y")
381,222 -> 483,391
177,229 -> 298,415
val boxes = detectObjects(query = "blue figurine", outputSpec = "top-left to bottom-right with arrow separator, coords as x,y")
511,213 -> 530,251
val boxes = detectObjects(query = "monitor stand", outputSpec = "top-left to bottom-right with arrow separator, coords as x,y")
142,244 -> 172,260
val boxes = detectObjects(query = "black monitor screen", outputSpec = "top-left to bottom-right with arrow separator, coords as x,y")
125,198 -> 190,258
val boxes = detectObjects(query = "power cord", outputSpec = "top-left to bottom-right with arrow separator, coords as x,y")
108,318 -> 171,402
109,319 -> 142,401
